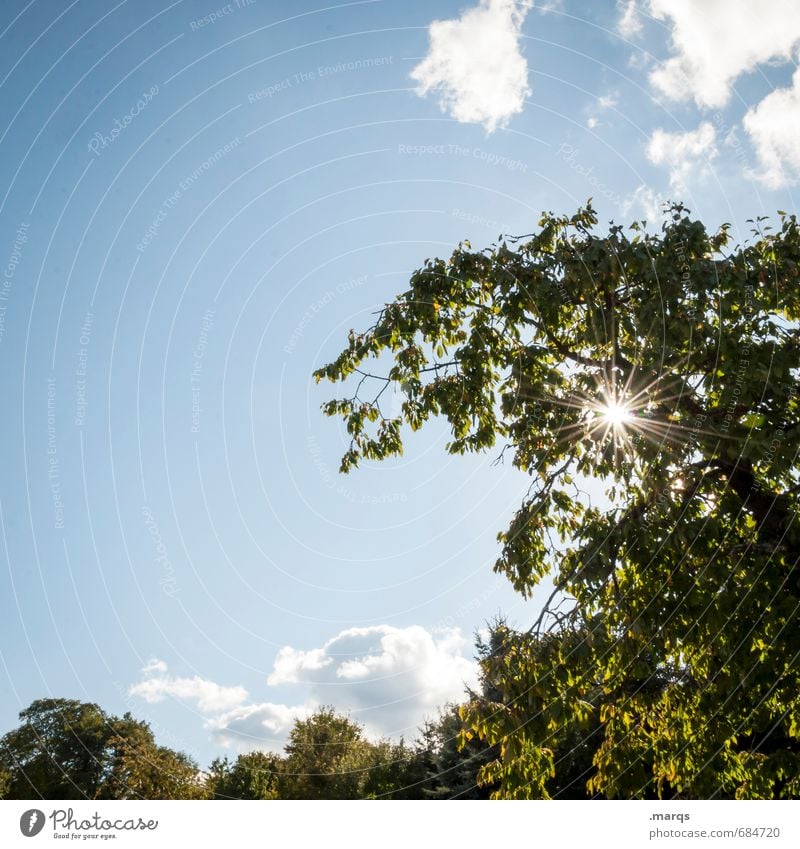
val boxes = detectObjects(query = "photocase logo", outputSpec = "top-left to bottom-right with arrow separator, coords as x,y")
19,809 -> 45,837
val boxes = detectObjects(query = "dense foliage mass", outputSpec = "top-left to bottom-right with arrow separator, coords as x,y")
0,697 -> 488,800
1,633 -> 550,799
315,203 -> 800,798
207,708 -> 427,800
0,699 -> 204,799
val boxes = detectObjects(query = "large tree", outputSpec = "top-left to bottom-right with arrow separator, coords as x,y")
315,203 -> 800,799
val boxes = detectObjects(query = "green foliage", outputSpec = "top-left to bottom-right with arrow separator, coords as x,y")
103,730 -> 205,800
206,707 -> 431,800
0,699 -> 204,799
0,762 -> 11,799
207,752 -> 281,799
280,707 -> 366,799
419,706 -> 492,799
316,203 -> 800,799
280,707 -> 424,799
0,700 -> 433,800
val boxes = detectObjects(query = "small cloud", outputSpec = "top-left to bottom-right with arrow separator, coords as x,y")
129,668 -> 248,714
621,184 -> 668,221
585,92 -> 619,129
410,0 -> 534,132
627,50 -> 652,71
141,658 -> 168,676
617,0 -> 642,37
646,122 -> 718,193
743,65 -> 800,188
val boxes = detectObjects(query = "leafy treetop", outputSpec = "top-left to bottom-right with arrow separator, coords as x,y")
315,202 -> 800,798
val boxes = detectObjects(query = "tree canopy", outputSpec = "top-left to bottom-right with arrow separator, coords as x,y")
279,707 -> 422,799
315,202 -> 800,799
0,699 -> 203,799
206,751 -> 282,800
2,700 -> 435,800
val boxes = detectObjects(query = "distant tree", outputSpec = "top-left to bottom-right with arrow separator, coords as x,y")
420,705 -> 494,799
103,726 -> 205,800
280,707 -> 365,799
316,203 -> 800,798
420,627 -> 506,799
356,738 -> 427,799
0,699 -> 204,799
278,707 -> 425,799
206,751 -> 282,800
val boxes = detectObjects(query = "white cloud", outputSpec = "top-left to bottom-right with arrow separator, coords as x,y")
208,702 -> 315,752
585,92 -> 618,129
743,65 -> 800,188
141,658 -> 168,676
129,661 -> 248,713
636,2 -> 800,189
268,645 -> 331,684
410,0 -> 533,132
646,0 -> 800,108
646,122 -> 718,193
128,625 -> 478,753
267,625 -> 479,738
620,184 -> 667,221
617,1 -> 642,37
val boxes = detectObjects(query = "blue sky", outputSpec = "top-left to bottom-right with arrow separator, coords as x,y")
1,0 -> 799,765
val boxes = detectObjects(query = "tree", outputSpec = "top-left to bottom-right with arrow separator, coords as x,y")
207,751 -> 282,799
420,623 -> 595,799
0,762 -> 10,799
421,705 -> 495,799
419,626 -> 505,799
103,728 -> 205,799
356,738 -> 427,799
0,699 -> 204,799
315,202 -> 800,798
280,707 -> 365,799
279,707 -> 425,799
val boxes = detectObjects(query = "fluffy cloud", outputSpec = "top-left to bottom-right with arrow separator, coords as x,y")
743,66 -> 800,188
208,702 -> 315,751
129,661 -> 248,713
268,625 -> 478,737
646,0 -> 800,108
129,625 -> 478,753
410,0 -> 533,132
646,122 -> 718,193
634,2 -> 800,189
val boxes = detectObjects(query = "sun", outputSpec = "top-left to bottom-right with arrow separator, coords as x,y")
599,401 -> 632,428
